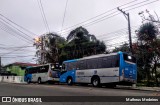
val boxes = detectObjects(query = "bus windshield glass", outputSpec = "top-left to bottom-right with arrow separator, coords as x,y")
123,53 -> 136,63
51,63 -> 60,71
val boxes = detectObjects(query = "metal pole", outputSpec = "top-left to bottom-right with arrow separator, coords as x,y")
117,7 -> 133,54
41,36 -> 44,64
0,56 -> 1,73
127,13 -> 133,53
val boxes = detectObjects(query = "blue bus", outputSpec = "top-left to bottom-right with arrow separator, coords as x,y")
24,63 -> 61,84
60,51 -> 137,87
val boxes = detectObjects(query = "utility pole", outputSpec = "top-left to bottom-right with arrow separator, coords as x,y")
41,36 -> 44,64
0,57 -> 1,73
117,7 -> 133,54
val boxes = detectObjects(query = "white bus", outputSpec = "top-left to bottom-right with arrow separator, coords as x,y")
24,63 -> 61,84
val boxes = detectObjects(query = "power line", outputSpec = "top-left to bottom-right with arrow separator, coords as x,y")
1,55 -> 35,58
0,22 -> 33,44
0,43 -> 34,56
0,16 -> 34,41
0,45 -> 33,48
60,0 -> 69,36
57,0 -> 139,34
37,0 -> 50,33
0,13 -> 37,36
59,0 -> 159,36
81,0 -> 158,31
125,0 -> 159,12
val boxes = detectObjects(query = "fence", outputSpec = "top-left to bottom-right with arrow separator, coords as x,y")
0,76 -> 26,83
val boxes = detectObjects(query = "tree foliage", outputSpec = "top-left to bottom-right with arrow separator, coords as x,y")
63,26 -> 106,60
36,27 -> 107,64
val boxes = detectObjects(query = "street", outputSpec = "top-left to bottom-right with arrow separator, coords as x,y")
0,83 -> 160,105
0,82 -> 159,96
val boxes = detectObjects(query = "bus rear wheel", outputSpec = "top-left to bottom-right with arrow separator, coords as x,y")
92,77 -> 100,87
67,77 -> 73,85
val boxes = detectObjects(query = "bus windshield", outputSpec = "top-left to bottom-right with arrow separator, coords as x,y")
123,53 -> 136,63
51,63 -> 60,71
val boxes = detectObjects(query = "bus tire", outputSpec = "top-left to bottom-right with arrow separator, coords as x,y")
91,76 -> 100,87
67,77 -> 73,85
38,78 -> 42,84
27,78 -> 30,84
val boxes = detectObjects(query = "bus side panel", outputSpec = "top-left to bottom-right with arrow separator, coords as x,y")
76,68 -> 119,83
60,70 -> 76,83
119,52 -> 124,81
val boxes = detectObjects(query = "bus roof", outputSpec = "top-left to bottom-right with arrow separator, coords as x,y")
25,63 -> 54,68
63,51 -> 123,63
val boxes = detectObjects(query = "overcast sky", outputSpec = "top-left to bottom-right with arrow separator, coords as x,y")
0,0 -> 160,65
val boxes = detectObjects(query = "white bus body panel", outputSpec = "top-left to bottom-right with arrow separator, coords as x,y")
76,67 -> 119,83
31,72 -> 48,82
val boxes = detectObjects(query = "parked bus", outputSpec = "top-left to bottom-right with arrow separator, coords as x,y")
24,63 -> 61,84
60,51 -> 137,87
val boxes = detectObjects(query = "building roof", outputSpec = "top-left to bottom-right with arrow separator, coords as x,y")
5,62 -> 39,67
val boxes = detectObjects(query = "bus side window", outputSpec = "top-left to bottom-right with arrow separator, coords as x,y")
40,66 -> 49,73
79,60 -> 86,70
97,58 -> 102,68
102,57 -> 108,68
44,65 -> 49,72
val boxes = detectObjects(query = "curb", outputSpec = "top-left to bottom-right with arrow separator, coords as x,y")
115,86 -> 160,92
1,82 -> 28,85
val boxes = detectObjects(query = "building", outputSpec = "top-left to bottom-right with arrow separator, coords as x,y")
4,62 -> 39,76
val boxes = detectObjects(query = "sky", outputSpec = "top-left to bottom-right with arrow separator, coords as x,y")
0,0 -> 160,65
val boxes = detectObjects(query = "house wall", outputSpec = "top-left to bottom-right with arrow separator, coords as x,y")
6,66 -> 25,76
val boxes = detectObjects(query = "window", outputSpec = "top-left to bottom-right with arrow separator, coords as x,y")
51,63 -> 61,71
86,59 -> 98,69
77,60 -> 86,70
39,65 -> 49,73
123,54 -> 136,63
29,67 -> 38,74
100,55 -> 119,68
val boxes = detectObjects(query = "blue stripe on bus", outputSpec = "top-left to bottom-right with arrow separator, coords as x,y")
76,76 -> 119,77
63,59 -> 78,63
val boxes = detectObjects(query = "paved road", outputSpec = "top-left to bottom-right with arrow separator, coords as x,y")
0,83 -> 160,105
0,82 -> 159,96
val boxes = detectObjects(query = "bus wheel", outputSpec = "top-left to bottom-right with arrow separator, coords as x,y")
27,79 -> 30,84
38,78 -> 41,84
92,77 -> 100,87
67,77 -> 73,85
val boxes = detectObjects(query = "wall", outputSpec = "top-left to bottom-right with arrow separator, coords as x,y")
6,66 -> 25,76
0,76 -> 26,83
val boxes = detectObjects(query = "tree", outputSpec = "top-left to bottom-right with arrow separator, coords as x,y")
136,22 -> 159,86
34,33 -> 66,64
112,43 -> 130,53
45,33 -> 66,63
65,26 -> 106,60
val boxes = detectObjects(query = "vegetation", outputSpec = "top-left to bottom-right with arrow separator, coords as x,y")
63,26 -> 106,60
35,26 -> 107,64
112,22 -> 160,86
35,11 -> 160,87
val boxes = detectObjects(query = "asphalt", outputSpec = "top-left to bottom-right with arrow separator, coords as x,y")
0,83 -> 160,105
